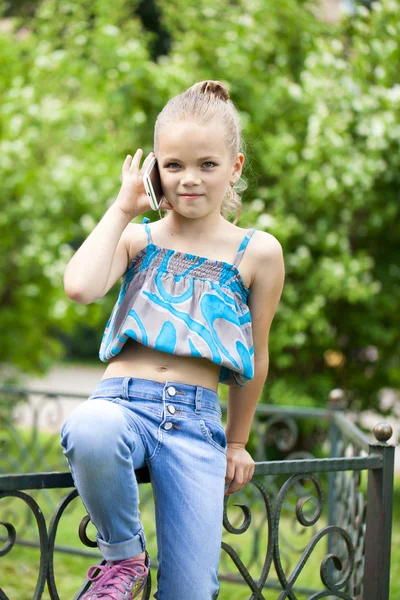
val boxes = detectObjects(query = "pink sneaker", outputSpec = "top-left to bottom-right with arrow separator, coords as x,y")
81,551 -> 150,599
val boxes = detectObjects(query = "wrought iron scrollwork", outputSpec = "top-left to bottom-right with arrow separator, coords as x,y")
275,474 -> 355,599
0,386 -> 394,599
219,473 -> 357,599
222,478 -> 273,599
0,490 -> 48,600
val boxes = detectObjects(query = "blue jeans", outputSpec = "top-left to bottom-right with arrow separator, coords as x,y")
60,376 -> 227,600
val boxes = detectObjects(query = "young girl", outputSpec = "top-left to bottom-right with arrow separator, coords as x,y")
61,80 -> 285,600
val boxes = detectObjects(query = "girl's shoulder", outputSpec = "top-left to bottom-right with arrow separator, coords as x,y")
231,223 -> 282,257
249,228 -> 283,260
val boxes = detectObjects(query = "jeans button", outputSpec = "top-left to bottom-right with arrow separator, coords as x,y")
164,422 -> 173,430
168,404 -> 176,414
167,386 -> 176,396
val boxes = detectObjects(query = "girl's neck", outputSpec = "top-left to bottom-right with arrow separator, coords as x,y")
162,212 -> 228,240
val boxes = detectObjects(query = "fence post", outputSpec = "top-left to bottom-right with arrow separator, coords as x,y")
327,389 -> 345,560
363,422 -> 395,600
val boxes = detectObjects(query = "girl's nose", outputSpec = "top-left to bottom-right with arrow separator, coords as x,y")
180,172 -> 201,186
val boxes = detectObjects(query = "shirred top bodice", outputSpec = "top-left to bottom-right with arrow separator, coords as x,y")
99,217 -> 256,386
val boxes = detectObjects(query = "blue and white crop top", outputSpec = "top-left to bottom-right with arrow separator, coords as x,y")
99,217 -> 256,386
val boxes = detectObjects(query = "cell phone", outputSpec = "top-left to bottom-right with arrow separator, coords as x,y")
143,156 -> 165,210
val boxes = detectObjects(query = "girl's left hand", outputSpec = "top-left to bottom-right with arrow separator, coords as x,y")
224,443 -> 255,496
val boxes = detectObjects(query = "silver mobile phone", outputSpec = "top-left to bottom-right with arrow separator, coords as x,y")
143,156 -> 165,210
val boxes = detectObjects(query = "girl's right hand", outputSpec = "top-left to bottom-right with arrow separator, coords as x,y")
114,149 -> 173,218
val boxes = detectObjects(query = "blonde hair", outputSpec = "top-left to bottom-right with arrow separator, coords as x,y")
154,80 -> 246,225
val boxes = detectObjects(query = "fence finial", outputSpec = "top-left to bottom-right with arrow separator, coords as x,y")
328,388 -> 346,408
373,421 -> 393,443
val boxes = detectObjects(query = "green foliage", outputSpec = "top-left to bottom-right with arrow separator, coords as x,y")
1,0 -> 399,412
0,0 -> 155,377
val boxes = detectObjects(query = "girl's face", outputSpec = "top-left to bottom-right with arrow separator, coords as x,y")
156,120 -> 243,218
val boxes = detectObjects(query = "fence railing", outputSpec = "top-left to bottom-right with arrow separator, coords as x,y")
0,385 -> 396,599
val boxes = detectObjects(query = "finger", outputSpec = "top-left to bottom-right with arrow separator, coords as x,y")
122,154 -> 132,175
225,469 -> 234,486
138,151 -> 155,175
227,468 -> 245,495
129,148 -> 143,172
225,483 -> 238,496
245,465 -> 253,482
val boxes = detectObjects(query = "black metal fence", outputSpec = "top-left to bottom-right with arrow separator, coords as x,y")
0,386 -> 396,599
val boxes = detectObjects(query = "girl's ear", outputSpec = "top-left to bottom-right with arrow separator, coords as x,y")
232,152 -> 245,181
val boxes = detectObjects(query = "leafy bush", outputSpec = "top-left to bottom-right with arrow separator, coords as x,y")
1,0 -> 399,412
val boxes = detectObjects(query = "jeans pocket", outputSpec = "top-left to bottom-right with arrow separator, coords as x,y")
199,419 -> 227,454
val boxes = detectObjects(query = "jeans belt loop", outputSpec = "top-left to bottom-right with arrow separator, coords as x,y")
194,386 -> 202,414
121,376 -> 132,400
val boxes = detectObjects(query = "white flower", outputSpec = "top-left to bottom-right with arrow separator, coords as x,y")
356,5 -> 370,18
102,25 -> 120,36
75,35 -> 87,46
302,148 -> 315,160
68,123 -> 86,141
21,86 -> 34,99
51,299 -> 69,319
331,39 -> 343,53
342,173 -> 355,187
250,199 -> 264,212
333,263 -> 345,278
325,233 -> 338,247
127,40 -> 141,52
287,82 -> 302,99
326,177 -> 338,192
370,117 -> 386,138
238,14 -> 253,26
293,332 -> 306,345
225,30 -> 238,42
297,245 -> 311,260
374,66 -> 386,79
118,61 -> 130,72
9,115 -> 24,134
386,84 -> 400,103
133,111 -> 147,124
203,7 -> 216,17
305,54 -> 318,69
52,50 -> 66,61
257,214 -> 276,229
80,214 -> 96,232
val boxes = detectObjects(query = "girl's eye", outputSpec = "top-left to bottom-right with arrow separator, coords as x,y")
165,162 -> 216,169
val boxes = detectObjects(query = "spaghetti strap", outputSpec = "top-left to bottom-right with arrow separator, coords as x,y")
141,216 -> 153,245
232,228 -> 256,268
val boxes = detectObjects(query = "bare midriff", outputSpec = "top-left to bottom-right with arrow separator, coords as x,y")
100,338 -> 222,392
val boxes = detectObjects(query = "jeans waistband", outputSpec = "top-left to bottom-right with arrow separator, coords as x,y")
91,377 -> 220,414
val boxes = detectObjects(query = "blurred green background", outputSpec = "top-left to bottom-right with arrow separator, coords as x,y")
1,1 -> 399,597
1,0 -> 399,409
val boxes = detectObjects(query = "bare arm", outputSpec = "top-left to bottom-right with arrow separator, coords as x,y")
225,232 -> 285,446
63,203 -> 137,304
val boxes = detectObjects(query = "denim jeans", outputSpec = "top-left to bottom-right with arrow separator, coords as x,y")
60,376 -> 227,600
